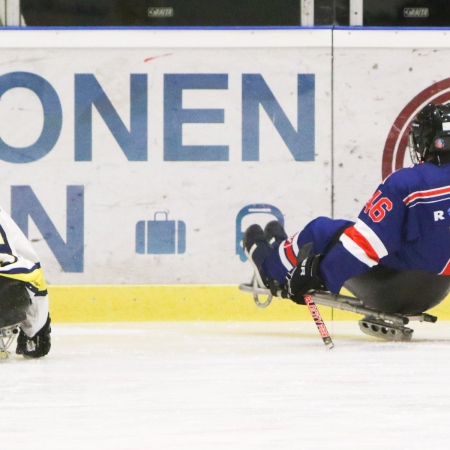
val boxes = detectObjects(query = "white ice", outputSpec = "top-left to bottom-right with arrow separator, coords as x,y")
3,320 -> 450,450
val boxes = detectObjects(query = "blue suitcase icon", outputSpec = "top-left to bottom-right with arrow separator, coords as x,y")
136,212 -> 186,254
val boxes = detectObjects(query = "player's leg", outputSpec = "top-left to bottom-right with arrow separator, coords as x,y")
244,217 -> 353,290
262,217 -> 353,286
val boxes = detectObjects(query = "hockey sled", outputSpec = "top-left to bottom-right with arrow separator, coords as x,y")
0,277 -> 30,358
239,266 -> 450,342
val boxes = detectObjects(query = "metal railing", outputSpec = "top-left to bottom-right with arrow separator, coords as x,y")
1,0 -> 364,28
0,0 -> 25,26
349,0 -> 363,26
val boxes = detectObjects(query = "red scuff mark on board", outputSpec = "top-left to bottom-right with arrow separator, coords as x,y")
144,53 -> 173,62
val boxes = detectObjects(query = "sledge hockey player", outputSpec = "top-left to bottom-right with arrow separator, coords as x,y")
244,102 -> 450,316
0,206 -> 51,358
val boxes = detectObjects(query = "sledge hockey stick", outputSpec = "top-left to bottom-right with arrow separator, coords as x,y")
293,244 -> 333,348
303,294 -> 334,349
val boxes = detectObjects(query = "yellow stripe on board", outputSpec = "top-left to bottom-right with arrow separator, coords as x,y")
48,285 -> 450,322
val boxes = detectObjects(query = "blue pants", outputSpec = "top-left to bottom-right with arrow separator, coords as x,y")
261,217 -> 353,285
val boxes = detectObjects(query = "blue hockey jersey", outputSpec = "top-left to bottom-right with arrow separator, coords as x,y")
320,162 -> 450,293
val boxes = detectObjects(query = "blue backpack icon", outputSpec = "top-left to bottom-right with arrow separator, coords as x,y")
236,204 -> 284,262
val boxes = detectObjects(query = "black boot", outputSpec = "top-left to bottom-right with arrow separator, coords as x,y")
243,224 -> 271,288
264,220 -> 288,245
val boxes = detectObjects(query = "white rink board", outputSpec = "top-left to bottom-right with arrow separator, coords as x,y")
333,29 -> 450,220
0,29 -> 332,285
3,28 -> 450,286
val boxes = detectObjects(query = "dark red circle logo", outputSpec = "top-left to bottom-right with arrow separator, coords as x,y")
382,77 -> 450,179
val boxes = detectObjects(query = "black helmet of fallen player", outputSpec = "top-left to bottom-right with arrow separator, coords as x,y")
409,103 -> 450,165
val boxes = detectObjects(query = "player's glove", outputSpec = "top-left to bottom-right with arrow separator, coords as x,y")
16,314 -> 51,358
285,255 -> 325,304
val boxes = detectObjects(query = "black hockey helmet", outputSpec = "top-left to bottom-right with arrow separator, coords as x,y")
409,103 -> 450,164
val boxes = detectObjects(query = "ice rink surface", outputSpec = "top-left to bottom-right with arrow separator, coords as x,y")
4,320 -> 450,450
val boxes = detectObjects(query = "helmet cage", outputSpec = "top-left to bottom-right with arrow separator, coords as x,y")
408,103 -> 450,164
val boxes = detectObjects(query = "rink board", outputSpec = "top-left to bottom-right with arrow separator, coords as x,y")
0,28 -> 447,287
3,28 -> 450,325
48,285 -> 450,322
0,28 -> 332,286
